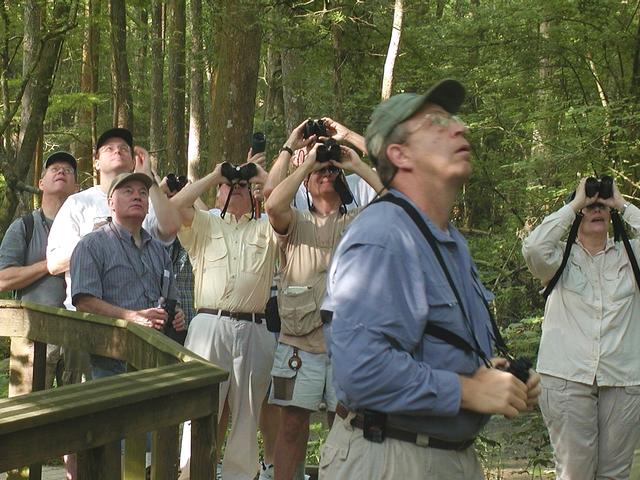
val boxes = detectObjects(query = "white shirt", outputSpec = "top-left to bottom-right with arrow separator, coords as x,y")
522,203 -> 640,386
47,186 -> 163,309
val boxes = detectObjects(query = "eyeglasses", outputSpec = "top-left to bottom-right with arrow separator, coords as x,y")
47,166 -> 75,175
316,166 -> 340,175
411,112 -> 468,133
99,144 -> 131,154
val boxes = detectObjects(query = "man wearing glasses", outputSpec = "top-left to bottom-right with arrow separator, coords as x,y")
321,80 -> 540,479
523,178 -> 640,479
264,128 -> 382,480
0,151 -> 78,391
47,128 -> 179,311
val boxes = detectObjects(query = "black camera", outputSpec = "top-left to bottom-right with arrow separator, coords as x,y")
303,119 -> 328,139
506,357 -> 532,384
162,298 -> 177,334
316,138 -> 341,163
166,173 -> 188,193
585,175 -> 613,199
251,132 -> 266,154
220,162 -> 257,183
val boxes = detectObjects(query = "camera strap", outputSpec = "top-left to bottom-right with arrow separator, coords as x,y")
542,213 -> 583,299
375,194 -> 507,364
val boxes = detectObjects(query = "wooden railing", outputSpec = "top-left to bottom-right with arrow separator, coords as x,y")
0,300 -> 228,479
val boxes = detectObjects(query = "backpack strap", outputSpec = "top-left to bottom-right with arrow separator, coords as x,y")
21,211 -> 35,263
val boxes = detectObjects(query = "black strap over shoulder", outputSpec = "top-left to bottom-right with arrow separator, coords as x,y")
374,194 -> 508,363
611,210 -> 640,290
20,211 -> 35,264
542,213 -> 583,299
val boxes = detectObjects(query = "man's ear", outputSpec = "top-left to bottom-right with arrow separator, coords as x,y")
386,143 -> 412,170
94,156 -> 100,172
38,178 -> 45,191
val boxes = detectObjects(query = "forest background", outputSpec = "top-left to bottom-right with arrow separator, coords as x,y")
2,0 -> 640,473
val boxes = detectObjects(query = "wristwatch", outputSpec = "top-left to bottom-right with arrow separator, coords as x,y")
622,202 -> 630,214
281,145 -> 294,155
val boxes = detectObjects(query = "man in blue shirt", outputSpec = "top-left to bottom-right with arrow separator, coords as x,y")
320,79 -> 541,479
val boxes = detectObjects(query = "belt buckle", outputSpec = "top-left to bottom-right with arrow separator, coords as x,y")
415,433 -> 430,448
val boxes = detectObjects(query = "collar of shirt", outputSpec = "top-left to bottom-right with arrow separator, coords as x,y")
110,219 -> 153,247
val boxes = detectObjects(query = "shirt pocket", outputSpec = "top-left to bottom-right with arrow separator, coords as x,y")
603,262 -> 634,302
204,232 -> 228,269
563,258 -> 588,295
278,286 -> 319,336
425,283 -> 457,323
242,232 -> 267,272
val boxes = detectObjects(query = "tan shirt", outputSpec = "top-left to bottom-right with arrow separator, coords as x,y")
179,209 -> 278,313
277,208 -> 359,353
522,203 -> 640,386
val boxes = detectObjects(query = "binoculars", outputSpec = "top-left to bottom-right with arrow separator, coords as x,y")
303,119 -> 328,139
316,138 -> 341,163
221,162 -> 257,183
251,132 -> 266,154
585,175 -> 613,199
166,173 -> 188,193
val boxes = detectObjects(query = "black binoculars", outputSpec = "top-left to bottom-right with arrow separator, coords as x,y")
585,175 -> 614,199
303,119 -> 328,139
166,173 -> 188,193
316,138 -> 341,163
221,162 -> 257,183
162,298 -> 177,334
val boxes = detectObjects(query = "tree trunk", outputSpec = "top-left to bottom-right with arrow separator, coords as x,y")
331,20 -> 345,119
209,1 -> 262,166
281,48 -> 305,134
73,0 -> 100,181
109,0 -> 133,130
187,0 -> 204,180
0,1 -> 75,236
264,45 -> 284,125
166,0 -> 186,173
149,0 -> 164,171
381,0 -> 403,100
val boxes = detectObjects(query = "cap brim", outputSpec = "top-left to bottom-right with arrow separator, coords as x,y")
419,79 -> 466,115
97,128 -> 133,151
44,152 -> 77,171
108,172 -> 153,197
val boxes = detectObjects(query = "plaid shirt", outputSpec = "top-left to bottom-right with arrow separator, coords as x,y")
169,238 -> 195,326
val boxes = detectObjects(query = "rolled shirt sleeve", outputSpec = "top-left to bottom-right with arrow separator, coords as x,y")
70,235 -> 104,304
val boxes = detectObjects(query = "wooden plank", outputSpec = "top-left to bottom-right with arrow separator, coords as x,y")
0,305 -> 26,337
77,441 -> 121,480
0,362 -> 226,434
0,383 -> 218,471
151,426 -> 179,479
31,340 -> 46,392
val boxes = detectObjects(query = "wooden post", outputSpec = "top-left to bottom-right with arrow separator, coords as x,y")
190,415 -> 216,480
9,337 -> 34,397
151,426 -> 179,479
77,441 -> 121,480
123,434 -> 145,479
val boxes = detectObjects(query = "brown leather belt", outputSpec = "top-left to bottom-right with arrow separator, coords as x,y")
335,403 -> 475,451
197,308 -> 264,324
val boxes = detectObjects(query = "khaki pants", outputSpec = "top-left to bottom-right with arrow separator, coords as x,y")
179,313 -> 276,480
540,374 -> 640,480
319,413 -> 484,480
